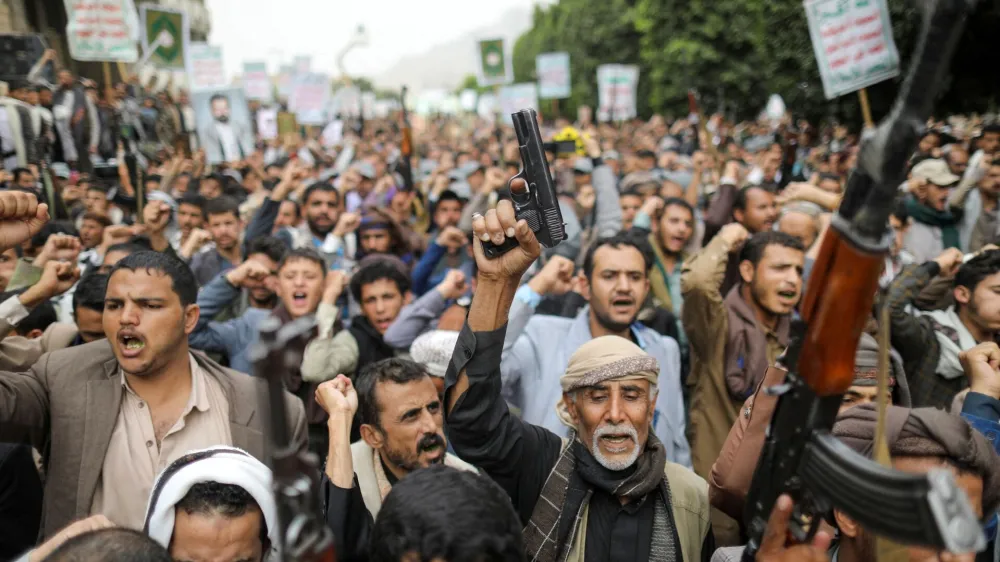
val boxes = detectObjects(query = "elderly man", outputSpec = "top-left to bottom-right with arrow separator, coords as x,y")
445,191 -> 713,561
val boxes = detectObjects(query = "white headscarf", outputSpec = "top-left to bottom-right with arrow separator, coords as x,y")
142,446 -> 280,560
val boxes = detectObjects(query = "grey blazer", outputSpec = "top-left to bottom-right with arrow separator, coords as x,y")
0,339 -> 308,539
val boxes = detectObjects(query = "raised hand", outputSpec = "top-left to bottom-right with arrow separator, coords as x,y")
142,200 -> 172,234
435,226 -> 467,250
436,269 -> 468,300
34,233 -> 81,268
470,178 -> 541,284
719,222 -> 750,250
20,261 -> 81,308
756,495 -> 831,562
933,247 -> 965,277
315,374 -> 359,417
225,260 -> 273,289
527,255 -> 575,297
180,228 -> 213,259
322,270 -> 350,304
332,212 -> 361,238
0,191 -> 49,251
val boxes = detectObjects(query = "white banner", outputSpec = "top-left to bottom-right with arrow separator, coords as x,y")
290,73 -> 331,125
329,85 -> 361,119
277,65 -> 295,99
804,0 -> 901,99
257,107 -> 278,140
187,43 -> 226,91
64,0 -> 140,62
596,64 -> 639,122
460,89 -> 478,112
477,93 -> 498,121
242,61 -> 272,102
498,83 -> 539,125
536,52 -> 571,100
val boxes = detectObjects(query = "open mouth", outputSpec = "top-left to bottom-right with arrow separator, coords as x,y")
600,434 -> 634,453
611,297 -> 635,311
777,289 -> 798,301
291,292 -> 308,307
118,332 -> 146,357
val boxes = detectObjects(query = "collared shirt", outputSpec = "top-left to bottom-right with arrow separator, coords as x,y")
90,355 -> 232,528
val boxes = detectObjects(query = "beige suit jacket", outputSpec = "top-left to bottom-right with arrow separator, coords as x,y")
0,318 -> 78,371
0,339 -> 309,539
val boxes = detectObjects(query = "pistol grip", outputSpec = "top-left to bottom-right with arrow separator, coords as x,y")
481,236 -> 520,259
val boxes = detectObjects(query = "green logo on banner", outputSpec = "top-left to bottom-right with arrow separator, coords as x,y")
480,39 -> 506,80
145,9 -> 186,69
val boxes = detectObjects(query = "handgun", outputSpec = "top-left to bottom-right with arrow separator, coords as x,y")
482,109 -> 566,259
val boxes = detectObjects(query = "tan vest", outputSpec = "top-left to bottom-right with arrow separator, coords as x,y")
564,461 -> 712,562
350,439 -> 479,519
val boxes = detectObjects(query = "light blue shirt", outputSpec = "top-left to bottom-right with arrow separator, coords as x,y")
501,286 -> 692,467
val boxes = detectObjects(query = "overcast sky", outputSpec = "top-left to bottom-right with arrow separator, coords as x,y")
206,0 -> 544,81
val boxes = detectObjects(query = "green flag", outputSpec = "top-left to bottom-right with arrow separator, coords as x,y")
141,5 -> 189,69
478,38 -> 510,87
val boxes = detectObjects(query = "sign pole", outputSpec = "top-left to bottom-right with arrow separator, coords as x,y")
858,87 -> 875,129
102,62 -> 112,91
552,98 -> 559,119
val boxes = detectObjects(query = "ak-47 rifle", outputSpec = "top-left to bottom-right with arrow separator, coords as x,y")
253,316 -> 336,562
398,86 -> 415,193
741,0 -> 982,560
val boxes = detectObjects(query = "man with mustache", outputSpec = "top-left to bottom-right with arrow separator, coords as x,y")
444,193 -> 713,562
499,233 -> 690,466
0,193 -> 306,537
316,360 -> 477,522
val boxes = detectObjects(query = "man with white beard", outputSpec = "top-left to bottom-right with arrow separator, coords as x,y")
444,190 -> 714,562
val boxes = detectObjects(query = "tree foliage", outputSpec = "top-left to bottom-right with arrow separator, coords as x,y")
510,0 -> 1000,124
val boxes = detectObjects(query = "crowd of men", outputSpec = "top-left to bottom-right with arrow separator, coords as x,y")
0,52 -> 999,562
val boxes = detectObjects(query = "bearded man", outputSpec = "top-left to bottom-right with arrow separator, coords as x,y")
444,192 -> 713,562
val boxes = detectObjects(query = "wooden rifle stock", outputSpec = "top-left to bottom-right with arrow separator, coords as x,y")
795,224 -> 884,396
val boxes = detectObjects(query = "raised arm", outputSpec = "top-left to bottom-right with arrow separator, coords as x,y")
445,184 -> 563,520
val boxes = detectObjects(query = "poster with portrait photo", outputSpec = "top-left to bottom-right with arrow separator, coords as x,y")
192,87 -> 254,165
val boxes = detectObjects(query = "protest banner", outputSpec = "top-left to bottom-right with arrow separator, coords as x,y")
596,64 -> 639,122
294,55 -> 312,75
289,72 -> 331,125
187,43 -> 226,91
536,52 -> 571,100
460,89 -> 478,112
804,0 -> 901,100
477,38 -> 511,87
257,107 -> 278,140
192,87 -> 254,165
243,61 -> 272,102
277,65 -> 295,99
140,5 -> 188,69
277,112 -> 298,137
477,93 -> 498,121
498,83 -> 538,124
329,85 -> 361,120
63,0 -> 140,62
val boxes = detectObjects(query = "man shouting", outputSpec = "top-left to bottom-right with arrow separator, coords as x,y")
445,182 -> 713,561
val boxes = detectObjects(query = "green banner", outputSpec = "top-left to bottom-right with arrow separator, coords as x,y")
142,5 -> 189,69
477,38 -> 509,87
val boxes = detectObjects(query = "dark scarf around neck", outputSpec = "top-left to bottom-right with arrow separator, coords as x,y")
905,197 -> 962,249
523,432 -> 679,562
348,315 -> 395,371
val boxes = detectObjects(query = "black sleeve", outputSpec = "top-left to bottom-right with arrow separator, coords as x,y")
700,525 -> 717,562
242,198 -> 281,258
444,323 -> 563,524
322,474 -> 371,562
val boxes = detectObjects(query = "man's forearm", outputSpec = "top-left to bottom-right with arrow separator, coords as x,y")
325,412 -> 354,488
468,278 -> 519,332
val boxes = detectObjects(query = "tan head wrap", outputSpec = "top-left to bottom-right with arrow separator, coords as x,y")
556,336 -> 659,427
